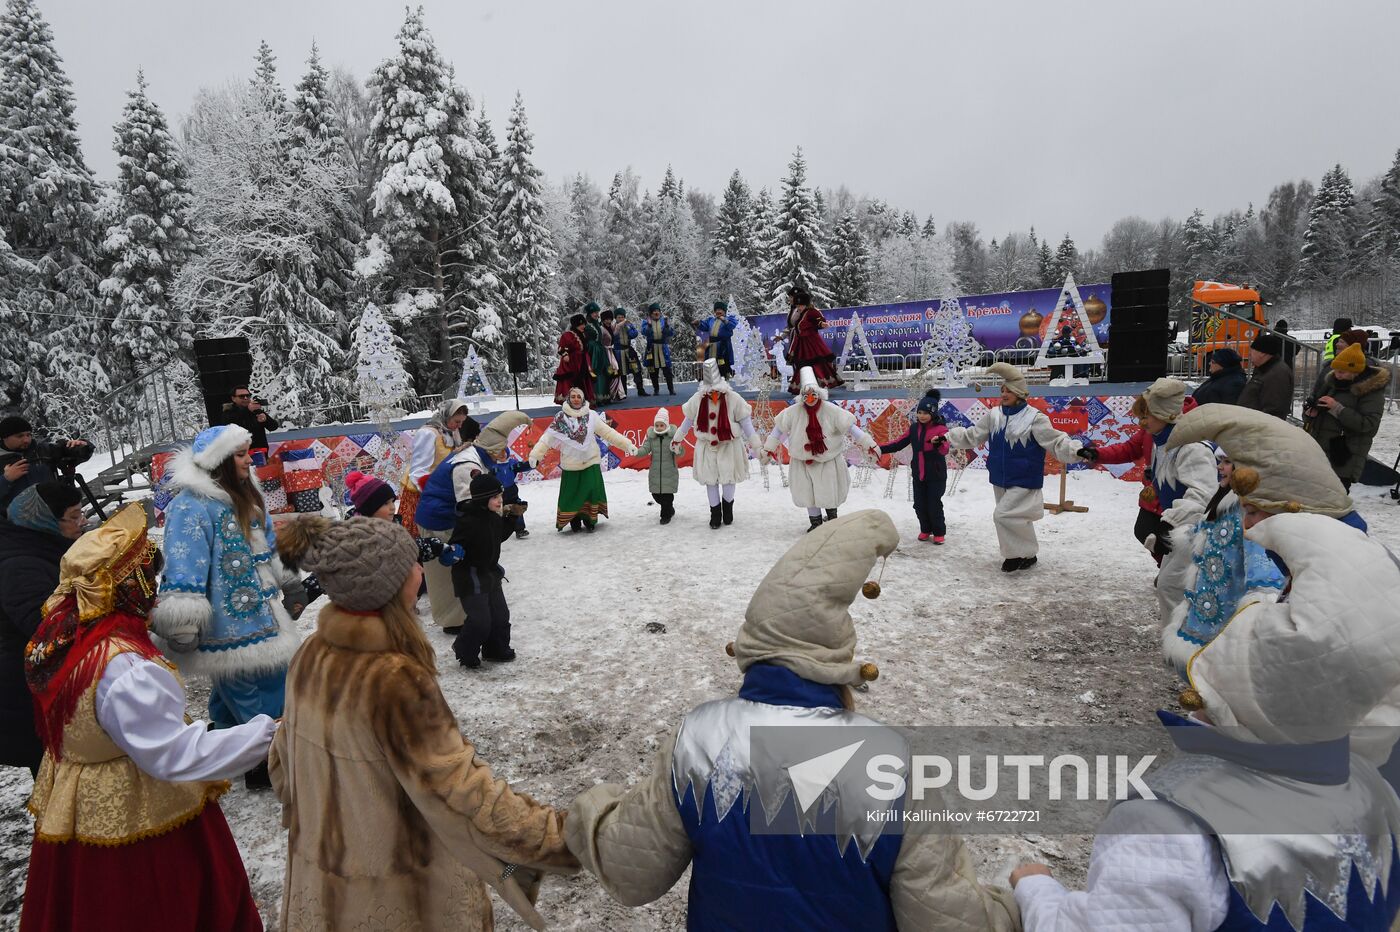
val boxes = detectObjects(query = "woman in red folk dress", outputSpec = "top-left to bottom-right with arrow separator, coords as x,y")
783,285 -> 845,394
554,313 -> 596,405
21,503 -> 275,932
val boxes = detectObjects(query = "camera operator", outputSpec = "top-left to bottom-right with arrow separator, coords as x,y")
221,385 -> 279,459
0,416 -> 92,514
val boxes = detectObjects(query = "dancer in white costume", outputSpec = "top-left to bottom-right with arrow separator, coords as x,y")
764,367 -> 878,533
673,359 -> 764,529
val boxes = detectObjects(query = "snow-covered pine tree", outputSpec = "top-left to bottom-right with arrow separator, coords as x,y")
176,82 -> 353,425
1360,148 -> 1400,271
0,0 -> 107,425
714,170 -> 755,265
921,216 -> 937,239
657,165 -> 681,201
760,147 -> 833,306
496,92 -> 558,365
290,44 -> 363,344
643,181 -> 704,325
1296,165 -> 1362,289
603,170 -> 646,305
560,174 -> 613,307
101,71 -> 196,385
748,186 -> 779,310
870,228 -> 959,304
1051,234 -> 1078,283
251,40 -> 287,113
827,212 -> 871,307
1037,237 -> 1055,287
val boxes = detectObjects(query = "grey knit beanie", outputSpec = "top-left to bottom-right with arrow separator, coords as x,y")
277,516 -> 418,611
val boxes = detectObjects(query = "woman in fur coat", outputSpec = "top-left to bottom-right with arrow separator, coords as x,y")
272,516 -> 577,932
763,367 -> 879,533
150,424 -> 300,787
528,388 -> 638,533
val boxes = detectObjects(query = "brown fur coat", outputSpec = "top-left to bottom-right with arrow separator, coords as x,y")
269,605 -> 577,931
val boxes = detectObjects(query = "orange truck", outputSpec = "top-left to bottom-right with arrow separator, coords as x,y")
1188,280 -> 1268,365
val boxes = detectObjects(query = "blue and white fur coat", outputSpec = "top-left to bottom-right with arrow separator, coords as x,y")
150,449 -> 301,680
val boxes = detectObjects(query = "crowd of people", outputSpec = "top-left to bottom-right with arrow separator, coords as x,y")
0,304 -> 1398,931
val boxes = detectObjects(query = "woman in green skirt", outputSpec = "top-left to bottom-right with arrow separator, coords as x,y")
528,387 -> 639,532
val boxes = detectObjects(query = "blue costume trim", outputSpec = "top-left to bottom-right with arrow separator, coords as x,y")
1157,711 -> 1351,786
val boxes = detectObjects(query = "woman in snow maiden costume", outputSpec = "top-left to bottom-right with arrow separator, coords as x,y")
764,367 -> 879,533
635,407 -> 680,524
22,504 -> 275,932
674,358 -> 764,529
1011,507 -> 1400,930
880,389 -> 950,543
402,397 -> 469,537
945,362 -> 1086,572
529,387 -> 638,532
565,511 -> 1019,931
271,515 -> 577,932
783,285 -> 844,394
150,424 -> 299,780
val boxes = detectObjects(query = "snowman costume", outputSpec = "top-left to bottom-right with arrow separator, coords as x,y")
674,359 -> 763,527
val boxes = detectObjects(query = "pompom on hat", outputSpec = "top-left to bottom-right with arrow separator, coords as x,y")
915,389 -> 941,416
189,424 -> 252,471
1331,342 -> 1367,374
277,516 -> 418,612
345,471 -> 396,517
985,361 -> 1029,399
1166,403 -> 1353,518
732,510 -> 898,686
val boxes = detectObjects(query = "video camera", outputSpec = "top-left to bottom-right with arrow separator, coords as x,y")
0,436 -> 94,473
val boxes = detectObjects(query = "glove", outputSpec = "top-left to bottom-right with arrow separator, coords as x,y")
282,579 -> 310,620
418,536 -> 447,562
439,543 -> 465,566
503,503 -> 528,517
512,460 -> 534,474
1152,524 -> 1174,560
1076,446 -> 1098,461
165,631 -> 199,653
670,441 -> 684,455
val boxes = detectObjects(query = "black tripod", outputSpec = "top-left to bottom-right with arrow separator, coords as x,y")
57,463 -> 109,521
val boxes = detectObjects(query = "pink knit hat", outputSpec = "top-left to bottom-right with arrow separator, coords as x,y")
345,470 -> 396,517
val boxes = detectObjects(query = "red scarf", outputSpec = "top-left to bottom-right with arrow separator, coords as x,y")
804,401 -> 827,456
25,595 -> 163,757
698,391 -> 734,442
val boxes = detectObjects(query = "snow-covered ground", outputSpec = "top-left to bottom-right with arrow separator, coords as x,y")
1,464 -> 1399,929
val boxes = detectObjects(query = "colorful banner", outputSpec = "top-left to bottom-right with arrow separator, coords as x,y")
748,284 -> 1113,361
148,391 -> 1147,523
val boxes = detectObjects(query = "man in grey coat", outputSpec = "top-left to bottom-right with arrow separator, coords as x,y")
1236,332 -> 1294,420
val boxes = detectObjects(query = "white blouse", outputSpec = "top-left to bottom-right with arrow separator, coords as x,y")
94,653 -> 278,782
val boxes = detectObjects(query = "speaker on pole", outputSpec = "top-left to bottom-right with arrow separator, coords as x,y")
506,341 -> 529,374
193,336 -> 253,427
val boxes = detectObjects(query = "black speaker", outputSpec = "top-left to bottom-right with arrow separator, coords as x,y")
506,341 -> 529,375
193,337 -> 254,427
1106,328 -> 1170,383
1111,268 -> 1170,290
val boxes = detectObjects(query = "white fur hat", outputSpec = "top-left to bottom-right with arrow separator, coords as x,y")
189,424 -> 252,471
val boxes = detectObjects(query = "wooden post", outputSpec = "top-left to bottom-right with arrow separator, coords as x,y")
1045,463 -> 1088,515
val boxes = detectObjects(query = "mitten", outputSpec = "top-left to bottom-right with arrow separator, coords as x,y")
417,536 -> 447,563
1076,446 -> 1098,461
439,544 -> 465,566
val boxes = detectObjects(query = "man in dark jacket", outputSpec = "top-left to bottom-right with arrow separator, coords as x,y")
448,473 -> 526,668
1236,332 -> 1294,419
0,416 -> 91,514
220,385 -> 279,452
1191,348 -> 1248,406
0,482 -> 82,775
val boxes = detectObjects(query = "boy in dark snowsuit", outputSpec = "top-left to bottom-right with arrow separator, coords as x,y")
448,474 -> 526,668
880,389 -> 950,543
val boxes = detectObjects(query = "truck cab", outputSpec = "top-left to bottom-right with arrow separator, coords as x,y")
1188,280 -> 1267,367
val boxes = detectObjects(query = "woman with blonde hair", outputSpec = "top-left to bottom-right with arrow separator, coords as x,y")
272,516 -> 577,930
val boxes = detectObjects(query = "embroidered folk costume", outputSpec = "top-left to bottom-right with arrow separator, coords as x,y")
529,393 -> 638,532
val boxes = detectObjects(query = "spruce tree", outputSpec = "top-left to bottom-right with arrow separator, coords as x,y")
827,212 -> 871,307
561,174 -> 613,307
748,186 -> 778,309
100,71 -> 196,383
496,92 -> 558,364
1037,238 -> 1054,287
602,170 -> 646,305
1297,164 -> 1358,288
714,170 -> 755,265
921,215 -> 938,239
0,0 -> 106,422
1361,149 -> 1400,270
251,40 -> 287,113
657,165 -> 681,201
1051,234 -> 1078,283
760,147 -> 832,305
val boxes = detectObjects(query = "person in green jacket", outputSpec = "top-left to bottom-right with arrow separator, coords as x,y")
1324,316 -> 1353,361
1303,342 -> 1391,490
635,408 -> 679,524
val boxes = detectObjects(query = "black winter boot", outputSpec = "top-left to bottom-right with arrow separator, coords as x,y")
665,370 -> 675,395
807,515 -> 824,533
244,760 -> 271,790
651,372 -> 661,394
1000,558 -> 1020,573
721,500 -> 734,525
635,373 -> 649,396
1018,556 -> 1038,571
825,508 -> 838,521
709,505 -> 723,529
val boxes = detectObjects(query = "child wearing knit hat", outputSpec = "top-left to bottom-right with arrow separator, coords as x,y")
879,389 -> 950,542
635,407 -> 679,524
447,473 -> 528,667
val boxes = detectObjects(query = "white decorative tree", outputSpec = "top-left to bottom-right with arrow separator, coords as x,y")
730,299 -> 770,390
1033,272 -> 1104,384
922,296 -> 983,385
456,346 -> 495,403
836,310 -> 880,376
353,302 -> 413,420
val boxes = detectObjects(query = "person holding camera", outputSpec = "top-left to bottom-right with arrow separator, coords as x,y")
0,415 -> 92,513
220,385 -> 279,454
1303,342 -> 1391,491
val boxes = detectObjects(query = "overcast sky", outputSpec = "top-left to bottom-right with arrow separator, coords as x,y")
46,0 -> 1400,247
